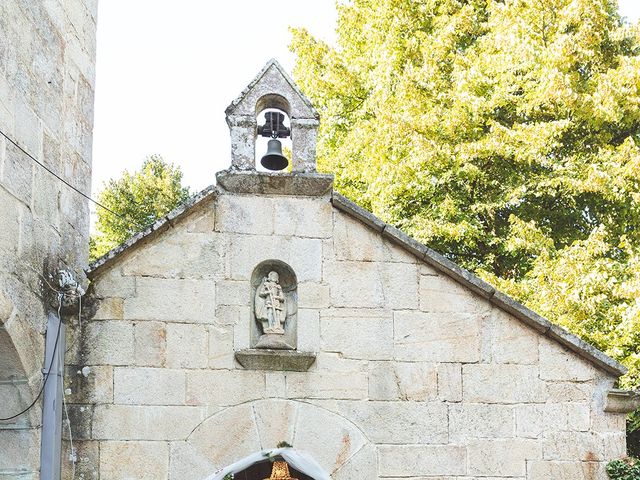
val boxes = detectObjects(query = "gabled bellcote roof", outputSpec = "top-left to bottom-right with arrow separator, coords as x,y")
225,58 -> 318,119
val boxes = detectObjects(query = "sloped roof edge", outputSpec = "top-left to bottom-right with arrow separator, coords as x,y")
225,58 -> 319,118
87,184 -> 627,378
331,193 -> 627,378
87,185 -> 219,277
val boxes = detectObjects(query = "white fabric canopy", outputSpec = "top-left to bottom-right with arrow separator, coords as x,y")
203,448 -> 330,480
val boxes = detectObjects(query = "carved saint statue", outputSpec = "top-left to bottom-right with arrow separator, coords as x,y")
255,271 -> 287,335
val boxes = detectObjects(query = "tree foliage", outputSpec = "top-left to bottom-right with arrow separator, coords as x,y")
90,155 -> 191,261
290,0 -> 640,386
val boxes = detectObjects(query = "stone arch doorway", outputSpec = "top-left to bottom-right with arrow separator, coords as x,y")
174,399 -> 377,479
229,458 -> 314,480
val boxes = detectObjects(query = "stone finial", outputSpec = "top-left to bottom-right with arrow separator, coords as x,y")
225,59 -> 320,173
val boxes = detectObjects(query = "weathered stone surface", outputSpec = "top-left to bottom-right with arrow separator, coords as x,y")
215,194 -> 275,235
297,282 -> 330,309
369,361 -> 438,401
235,349 -> 316,372
294,402 -> 367,474
265,371 -> 286,398
490,308 -> 539,364
286,370 -> 368,400
515,405 -> 545,439
324,261 -> 385,308
113,367 -> 185,405
419,273 -> 489,314
92,297 -> 124,321
331,444 -> 377,480
380,262 -> 420,309
378,445 -> 467,477
120,230 -> 222,279
467,438 -> 541,477
65,365 -> 113,404
296,308 -> 320,353
253,399 -> 296,448
134,321 -> 166,367
124,277 -> 216,322
542,431 -> 605,461
228,234 -> 322,282
215,280 -> 250,306
333,212 -> 414,263
186,369 -> 265,406
539,338 -> 598,382
62,440 -> 99,480
186,404 -> 261,470
463,364 -> 545,403
0,427 -> 39,471
169,441 -> 217,480
208,324 -> 234,369
336,401 -> 448,444
92,268 -> 136,298
92,405 -> 204,441
100,441 -> 168,479
273,196 -> 333,238
166,323 -> 207,369
84,321 -> 134,366
527,460 -> 602,480
449,404 -> 515,441
394,311 -> 482,362
437,362 -> 462,402
320,315 -> 393,360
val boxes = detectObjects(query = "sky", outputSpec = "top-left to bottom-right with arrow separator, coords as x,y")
91,0 -> 640,205
91,0 -> 337,202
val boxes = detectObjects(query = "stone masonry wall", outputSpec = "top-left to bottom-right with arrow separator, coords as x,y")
0,1 -> 97,478
79,190 -> 627,480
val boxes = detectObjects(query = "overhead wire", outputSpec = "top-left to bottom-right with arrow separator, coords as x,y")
0,127 -> 146,229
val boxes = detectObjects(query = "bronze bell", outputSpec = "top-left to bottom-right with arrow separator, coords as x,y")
260,138 -> 289,171
263,460 -> 298,480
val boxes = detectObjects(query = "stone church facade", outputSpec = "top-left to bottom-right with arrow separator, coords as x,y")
0,3 -> 637,478
70,61 -> 637,480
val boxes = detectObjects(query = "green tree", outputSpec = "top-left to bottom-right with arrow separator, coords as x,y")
90,155 -> 191,261
290,0 -> 640,386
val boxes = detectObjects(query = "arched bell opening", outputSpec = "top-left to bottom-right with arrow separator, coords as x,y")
255,107 -> 292,173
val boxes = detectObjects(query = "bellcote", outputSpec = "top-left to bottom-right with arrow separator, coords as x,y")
217,59 -> 333,196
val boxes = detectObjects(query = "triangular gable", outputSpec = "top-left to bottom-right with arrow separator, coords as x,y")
225,58 -> 318,119
87,186 -> 627,378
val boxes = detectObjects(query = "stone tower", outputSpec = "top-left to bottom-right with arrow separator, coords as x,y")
0,2 -> 98,478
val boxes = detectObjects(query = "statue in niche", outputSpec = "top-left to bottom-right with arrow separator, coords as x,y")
255,271 -> 286,334
252,263 -> 297,351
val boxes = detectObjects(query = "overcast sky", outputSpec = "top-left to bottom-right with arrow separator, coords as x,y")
91,0 -> 640,204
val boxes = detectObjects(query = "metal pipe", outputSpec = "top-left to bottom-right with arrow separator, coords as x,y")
40,311 -> 65,480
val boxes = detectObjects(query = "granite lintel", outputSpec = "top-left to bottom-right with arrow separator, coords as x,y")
216,170 -> 333,196
235,349 -> 316,372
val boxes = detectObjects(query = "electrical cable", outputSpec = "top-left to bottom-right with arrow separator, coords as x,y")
0,300 -> 62,421
0,127 -> 146,229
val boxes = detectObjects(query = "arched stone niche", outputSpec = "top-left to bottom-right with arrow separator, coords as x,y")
170,400 -> 377,480
250,260 -> 298,350
225,59 -> 319,173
